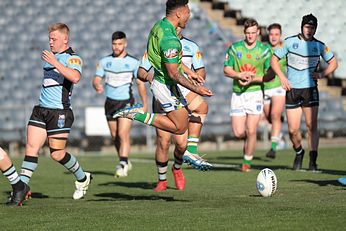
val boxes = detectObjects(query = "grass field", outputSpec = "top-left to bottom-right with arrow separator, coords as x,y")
0,147 -> 345,230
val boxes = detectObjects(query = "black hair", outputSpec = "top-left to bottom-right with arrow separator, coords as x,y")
267,23 -> 282,34
301,14 -> 318,28
166,0 -> 189,15
112,31 -> 126,41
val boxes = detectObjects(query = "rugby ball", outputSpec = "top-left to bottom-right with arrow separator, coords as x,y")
256,168 -> 277,197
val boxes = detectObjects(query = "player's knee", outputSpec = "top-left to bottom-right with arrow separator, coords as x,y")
50,150 -> 65,161
189,96 -> 208,114
189,113 -> 207,124
174,144 -> 186,154
270,113 -> 281,122
175,139 -> 187,151
233,130 -> 246,139
288,128 -> 299,137
157,137 -> 170,151
48,137 -> 67,161
173,123 -> 188,135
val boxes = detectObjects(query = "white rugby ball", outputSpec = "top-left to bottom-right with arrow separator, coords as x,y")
256,168 -> 277,197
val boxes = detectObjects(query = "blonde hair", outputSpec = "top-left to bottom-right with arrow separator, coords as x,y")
48,23 -> 70,36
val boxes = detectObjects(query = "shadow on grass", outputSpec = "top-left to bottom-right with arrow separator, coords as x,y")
291,179 -> 344,187
190,163 -> 291,172
91,192 -> 189,202
63,170 -> 114,176
98,181 -> 178,190
213,156 -> 266,161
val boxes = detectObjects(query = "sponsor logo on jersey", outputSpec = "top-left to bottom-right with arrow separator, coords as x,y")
324,46 -> 330,53
164,49 -> 178,59
256,56 -> 260,60
312,47 -> 318,53
183,45 -> 191,52
57,114 -> 65,128
125,64 -> 130,69
240,63 -> 256,74
293,43 -> 299,49
68,58 -> 81,66
195,51 -> 202,60
236,52 -> 242,59
106,62 -> 112,68
246,53 -> 251,59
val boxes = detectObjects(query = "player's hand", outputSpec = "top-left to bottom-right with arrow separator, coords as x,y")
238,71 -> 254,86
312,72 -> 324,80
94,84 -> 104,94
280,77 -> 291,91
196,86 -> 213,97
188,72 -> 205,86
42,50 -> 59,66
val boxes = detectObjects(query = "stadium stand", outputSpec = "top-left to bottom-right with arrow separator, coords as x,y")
0,0 -> 345,148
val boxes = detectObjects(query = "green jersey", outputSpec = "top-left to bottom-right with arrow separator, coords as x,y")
263,43 -> 286,90
147,18 -> 183,85
224,40 -> 271,93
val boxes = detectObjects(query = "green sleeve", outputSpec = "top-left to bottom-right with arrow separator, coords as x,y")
160,37 -> 181,64
224,47 -> 235,67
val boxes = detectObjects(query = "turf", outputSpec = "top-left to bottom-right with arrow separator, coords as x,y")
0,147 -> 345,230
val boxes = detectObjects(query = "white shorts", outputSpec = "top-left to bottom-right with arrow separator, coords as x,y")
263,86 -> 286,104
150,79 -> 187,113
230,91 -> 263,116
178,84 -> 190,97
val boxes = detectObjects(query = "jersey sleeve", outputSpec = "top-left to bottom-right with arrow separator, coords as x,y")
139,51 -> 152,71
274,40 -> 288,60
192,47 -> 204,70
320,43 -> 334,62
67,55 -> 83,74
263,46 -> 273,70
160,37 -> 181,64
95,59 -> 104,78
224,46 -> 235,67
133,60 -> 139,79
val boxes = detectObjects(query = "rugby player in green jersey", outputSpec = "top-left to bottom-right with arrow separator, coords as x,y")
263,23 -> 286,159
114,0 -> 213,171
224,18 -> 272,172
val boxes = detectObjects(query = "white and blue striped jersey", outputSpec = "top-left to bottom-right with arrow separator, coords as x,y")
39,47 -> 82,109
140,36 -> 204,74
274,35 -> 334,89
95,54 -> 139,100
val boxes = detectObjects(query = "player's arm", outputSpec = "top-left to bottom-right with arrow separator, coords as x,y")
42,50 -> 81,84
92,76 -> 103,94
137,67 -> 153,83
136,78 -> 148,112
270,55 -> 290,90
195,67 -> 206,80
182,64 -> 205,85
313,56 -> 338,80
165,63 -> 213,97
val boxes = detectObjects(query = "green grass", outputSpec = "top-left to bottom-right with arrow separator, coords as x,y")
1,147 -> 345,230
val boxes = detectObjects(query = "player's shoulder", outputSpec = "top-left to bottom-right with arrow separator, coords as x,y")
311,37 -> 326,46
284,34 -> 299,43
181,36 -> 199,47
61,47 -> 81,58
99,53 -> 113,62
231,40 -> 244,48
125,54 -> 139,62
